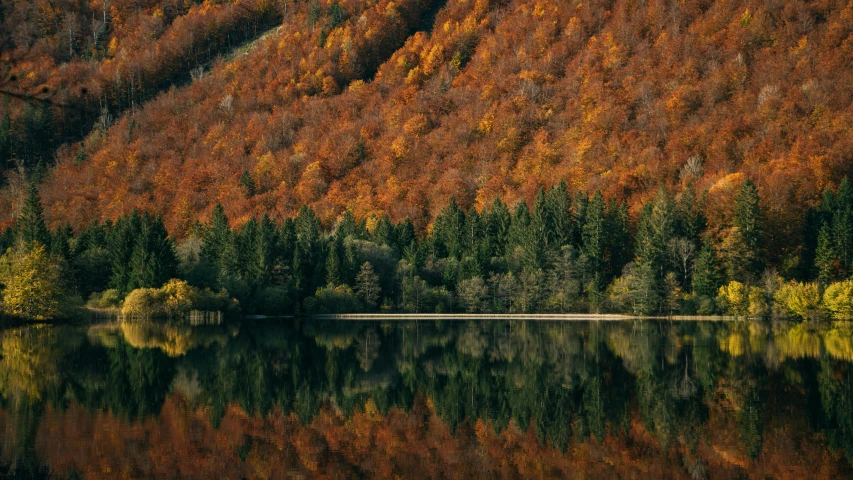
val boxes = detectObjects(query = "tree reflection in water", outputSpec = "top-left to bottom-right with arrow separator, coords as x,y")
1,318 -> 852,478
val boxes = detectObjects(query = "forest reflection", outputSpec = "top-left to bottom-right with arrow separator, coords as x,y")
1,319 -> 853,478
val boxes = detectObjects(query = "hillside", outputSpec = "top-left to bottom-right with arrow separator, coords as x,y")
2,0 -> 853,251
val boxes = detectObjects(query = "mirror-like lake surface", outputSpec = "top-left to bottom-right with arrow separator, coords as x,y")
1,319 -> 853,479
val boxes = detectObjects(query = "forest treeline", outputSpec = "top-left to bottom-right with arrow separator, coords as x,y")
3,177 -> 853,321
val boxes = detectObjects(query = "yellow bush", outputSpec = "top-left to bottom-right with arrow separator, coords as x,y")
774,281 -> 822,320
822,280 -> 853,320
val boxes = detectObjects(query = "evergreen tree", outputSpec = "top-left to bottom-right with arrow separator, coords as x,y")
127,214 -> 176,291
50,222 -> 73,261
483,198 -> 511,258
293,205 -> 325,297
335,210 -> 364,241
675,183 -> 706,244
692,239 -> 722,298
201,204 -> 231,267
572,192 -> 589,248
372,216 -> 395,247
833,177 -> 853,275
733,179 -> 764,274
531,188 -> 553,252
18,183 -> 50,248
109,212 -> 141,293
582,191 -> 607,293
326,240 -> 343,286
239,170 -> 256,197
394,218 -> 415,252
545,181 -> 573,248
506,201 -> 535,271
433,197 -> 465,259
606,200 -> 631,280
815,223 -> 837,285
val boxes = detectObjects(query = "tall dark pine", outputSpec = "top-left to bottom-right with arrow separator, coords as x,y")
433,197 -> 466,259
692,239 -> 722,298
581,191 -> 607,293
201,204 -> 231,269
546,181 -> 573,248
18,183 -> 50,248
127,214 -> 176,291
733,179 -> 764,275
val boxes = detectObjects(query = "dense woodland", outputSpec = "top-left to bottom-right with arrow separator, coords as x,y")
3,176 -> 853,320
0,0 -> 853,245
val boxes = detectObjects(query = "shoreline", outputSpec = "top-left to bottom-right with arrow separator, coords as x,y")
310,313 -> 740,321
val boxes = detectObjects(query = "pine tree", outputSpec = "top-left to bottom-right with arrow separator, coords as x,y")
326,240 -> 343,286
394,218 -> 415,252
531,188 -> 552,251
50,222 -> 72,261
507,200 -> 535,271
606,200 -> 631,280
201,204 -> 231,267
733,179 -> 764,274
815,223 -> 837,285
833,177 -> 853,275
484,198 -> 511,258
372,216 -> 395,247
18,183 -> 50,248
582,191 -> 607,292
239,170 -> 256,197
692,239 -> 722,298
433,197 -> 465,259
546,181 -> 573,248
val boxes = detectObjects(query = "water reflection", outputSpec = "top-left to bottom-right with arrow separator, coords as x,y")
1,319 -> 853,478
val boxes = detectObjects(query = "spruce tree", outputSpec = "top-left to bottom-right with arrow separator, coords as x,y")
733,179 -> 764,274
326,240 -> 343,286
18,183 -> 50,248
581,191 -> 607,292
692,239 -> 722,298
202,204 -> 231,267
531,188 -> 552,251
815,223 -> 837,285
484,198 -> 511,258
433,197 -> 465,259
546,181 -> 573,248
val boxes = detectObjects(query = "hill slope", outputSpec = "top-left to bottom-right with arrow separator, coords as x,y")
3,0 -> 853,252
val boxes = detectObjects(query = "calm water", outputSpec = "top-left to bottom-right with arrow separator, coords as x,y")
1,318 -> 853,479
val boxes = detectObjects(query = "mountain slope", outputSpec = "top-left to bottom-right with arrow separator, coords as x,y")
4,0 -> 853,256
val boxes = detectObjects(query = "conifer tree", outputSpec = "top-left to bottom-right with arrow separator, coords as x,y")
733,179 -> 764,274
815,223 -> 837,285
484,198 -> 511,258
18,183 -> 50,248
201,204 -> 231,268
531,188 -> 552,251
692,239 -> 722,298
582,191 -> 607,292
433,197 -> 465,259
546,181 -> 573,248
326,240 -> 343,286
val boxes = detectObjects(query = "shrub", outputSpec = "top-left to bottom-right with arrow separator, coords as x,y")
822,280 -> 853,320
774,281 -> 822,320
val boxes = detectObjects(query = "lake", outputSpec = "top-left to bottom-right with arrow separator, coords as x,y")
1,318 -> 852,478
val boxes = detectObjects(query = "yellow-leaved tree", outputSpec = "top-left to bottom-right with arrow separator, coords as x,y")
0,244 -> 67,321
